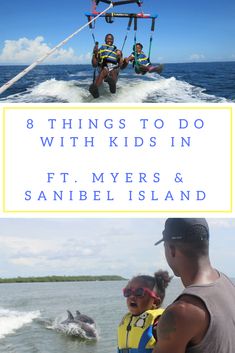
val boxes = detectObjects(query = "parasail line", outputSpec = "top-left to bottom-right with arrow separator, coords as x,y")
0,2 -> 113,95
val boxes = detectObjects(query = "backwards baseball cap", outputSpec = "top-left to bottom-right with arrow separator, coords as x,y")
155,218 -> 209,246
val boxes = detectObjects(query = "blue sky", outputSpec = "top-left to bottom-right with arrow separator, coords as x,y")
0,0 -> 235,64
0,218 -> 235,278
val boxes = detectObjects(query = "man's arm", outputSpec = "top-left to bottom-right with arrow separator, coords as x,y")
153,296 -> 210,353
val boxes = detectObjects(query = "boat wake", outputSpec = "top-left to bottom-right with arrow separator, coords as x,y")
0,308 -> 40,339
0,72 -> 230,103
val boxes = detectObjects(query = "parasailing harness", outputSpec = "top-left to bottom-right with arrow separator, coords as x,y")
86,0 -> 158,78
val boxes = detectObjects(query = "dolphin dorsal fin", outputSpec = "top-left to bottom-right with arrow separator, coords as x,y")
67,310 -> 74,320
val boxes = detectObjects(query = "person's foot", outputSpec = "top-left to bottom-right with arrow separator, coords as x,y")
149,64 -> 164,74
106,76 -> 116,94
89,83 -> 99,98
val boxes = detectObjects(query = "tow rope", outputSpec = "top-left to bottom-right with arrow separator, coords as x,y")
0,2 -> 113,95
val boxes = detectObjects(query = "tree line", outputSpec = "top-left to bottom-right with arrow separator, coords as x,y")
0,275 -> 126,283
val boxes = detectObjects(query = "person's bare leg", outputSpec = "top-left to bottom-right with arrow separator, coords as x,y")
95,68 -> 108,87
89,68 -> 108,98
106,69 -> 118,94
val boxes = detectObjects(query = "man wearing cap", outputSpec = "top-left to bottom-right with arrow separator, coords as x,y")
154,218 -> 235,353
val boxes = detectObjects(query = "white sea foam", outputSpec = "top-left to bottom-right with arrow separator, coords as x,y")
30,78 -> 90,102
113,75 -> 227,103
69,71 -> 91,78
0,74 -> 229,103
0,308 -> 40,339
49,319 -> 99,340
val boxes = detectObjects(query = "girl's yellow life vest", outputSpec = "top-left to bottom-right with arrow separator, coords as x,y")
117,308 -> 164,353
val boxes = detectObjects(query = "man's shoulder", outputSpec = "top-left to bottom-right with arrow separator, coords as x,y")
157,296 -> 210,348
163,296 -> 197,321
159,294 -> 209,333
172,293 -> 209,315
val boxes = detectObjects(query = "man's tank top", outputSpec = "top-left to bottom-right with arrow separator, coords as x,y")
176,272 -> 235,353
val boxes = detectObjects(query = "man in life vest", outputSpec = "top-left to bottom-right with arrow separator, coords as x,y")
89,33 -> 123,98
122,43 -> 163,75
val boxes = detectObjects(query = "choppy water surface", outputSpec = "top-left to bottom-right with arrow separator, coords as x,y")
0,279 -> 183,353
0,62 -> 234,103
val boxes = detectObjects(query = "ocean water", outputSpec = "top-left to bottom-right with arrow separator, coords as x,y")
0,62 -> 234,103
0,279 -> 183,353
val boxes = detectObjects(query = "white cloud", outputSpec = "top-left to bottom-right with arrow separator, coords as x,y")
209,219 -> 235,228
189,53 -> 205,61
1,218 -> 235,278
0,235 -> 53,253
0,36 -> 91,64
0,219 -> 166,277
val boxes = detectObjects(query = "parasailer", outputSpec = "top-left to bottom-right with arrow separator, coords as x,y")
122,42 -> 163,75
89,33 -> 123,98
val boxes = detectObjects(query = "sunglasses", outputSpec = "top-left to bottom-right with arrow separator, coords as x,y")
123,287 -> 157,299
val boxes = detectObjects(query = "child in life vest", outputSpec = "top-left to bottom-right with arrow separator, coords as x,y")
117,270 -> 172,353
121,43 -> 163,75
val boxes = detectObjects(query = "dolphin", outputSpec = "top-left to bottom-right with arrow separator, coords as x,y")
75,310 -> 95,325
61,310 -> 74,324
60,310 -> 97,339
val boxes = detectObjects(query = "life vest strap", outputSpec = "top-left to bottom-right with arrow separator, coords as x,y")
118,348 -> 153,353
